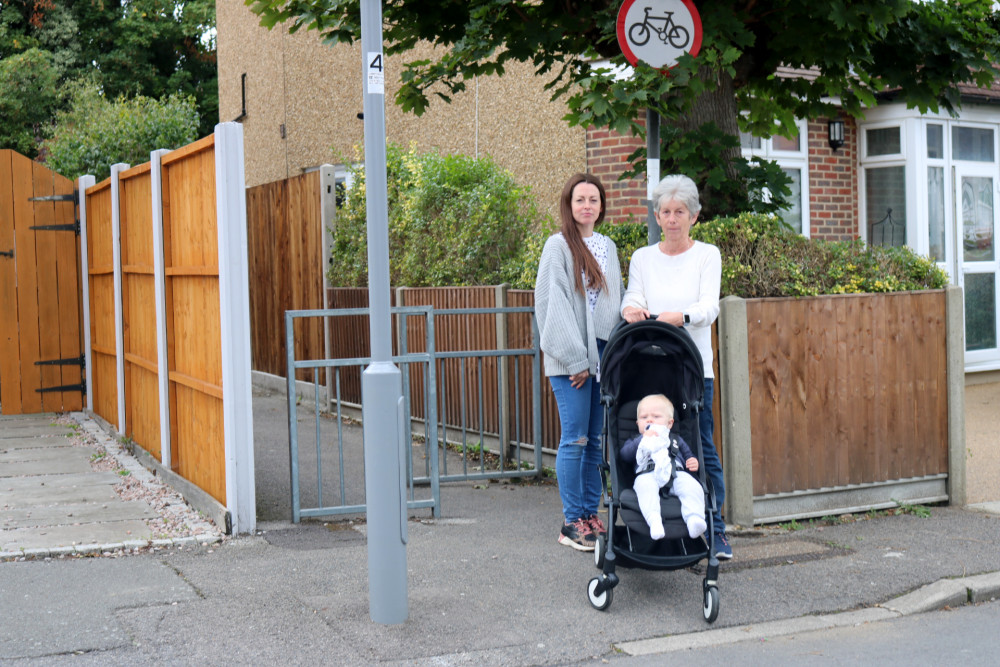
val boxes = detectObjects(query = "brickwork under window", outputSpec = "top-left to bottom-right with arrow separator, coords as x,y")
586,116 -> 861,238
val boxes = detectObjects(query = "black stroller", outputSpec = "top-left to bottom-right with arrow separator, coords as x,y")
587,319 -> 721,622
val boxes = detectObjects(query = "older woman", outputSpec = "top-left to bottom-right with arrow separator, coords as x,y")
620,174 -> 732,560
536,173 -> 624,552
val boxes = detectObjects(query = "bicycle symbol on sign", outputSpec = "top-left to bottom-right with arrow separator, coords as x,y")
628,6 -> 690,49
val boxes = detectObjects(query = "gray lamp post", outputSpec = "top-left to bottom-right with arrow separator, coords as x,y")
360,0 -> 408,625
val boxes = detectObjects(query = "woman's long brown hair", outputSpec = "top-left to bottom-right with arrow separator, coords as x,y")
559,173 -> 608,295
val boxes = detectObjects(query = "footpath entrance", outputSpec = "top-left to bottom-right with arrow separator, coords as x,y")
0,150 -> 84,415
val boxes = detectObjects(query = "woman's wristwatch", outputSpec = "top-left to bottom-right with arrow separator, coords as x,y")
683,312 -> 691,325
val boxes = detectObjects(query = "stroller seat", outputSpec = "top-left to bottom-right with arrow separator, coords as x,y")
613,399 -> 704,544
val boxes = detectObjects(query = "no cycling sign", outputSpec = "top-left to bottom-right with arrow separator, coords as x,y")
617,0 -> 703,69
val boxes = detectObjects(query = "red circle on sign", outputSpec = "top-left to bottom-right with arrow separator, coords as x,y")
617,0 -> 702,70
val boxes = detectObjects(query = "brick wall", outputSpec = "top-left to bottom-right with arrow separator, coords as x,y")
586,124 -> 648,224
807,117 -> 859,240
587,116 -> 862,239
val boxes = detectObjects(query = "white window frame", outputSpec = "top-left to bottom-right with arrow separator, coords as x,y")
861,104 -> 1000,372
740,118 -> 811,237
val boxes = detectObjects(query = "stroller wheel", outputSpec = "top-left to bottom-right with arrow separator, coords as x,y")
594,533 -> 606,569
703,585 -> 720,623
587,577 -> 613,611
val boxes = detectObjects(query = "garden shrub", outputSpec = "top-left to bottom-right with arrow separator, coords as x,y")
607,213 -> 947,297
690,213 -> 949,297
329,144 -> 553,288
43,84 -> 199,181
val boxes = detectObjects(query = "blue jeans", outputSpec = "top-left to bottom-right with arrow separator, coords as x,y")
700,378 -> 726,533
549,343 -> 605,524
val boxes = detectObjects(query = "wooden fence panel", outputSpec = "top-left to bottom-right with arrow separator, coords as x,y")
326,288 -> 396,403
85,181 -> 118,425
508,290 -> 560,450
246,172 -> 325,383
52,168 -> 83,412
0,151 -> 19,412
161,136 -> 226,504
746,292 -> 948,496
0,151 -> 83,414
399,287 -> 501,436
119,163 -> 161,460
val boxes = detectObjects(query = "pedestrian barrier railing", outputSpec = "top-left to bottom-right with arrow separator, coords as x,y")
285,305 -> 544,522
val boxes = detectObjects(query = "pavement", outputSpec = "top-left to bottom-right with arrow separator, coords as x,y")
1,388 -> 999,665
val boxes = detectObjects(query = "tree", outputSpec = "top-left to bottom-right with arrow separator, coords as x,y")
246,0 -> 1000,216
0,47 -> 60,157
0,0 -> 217,158
43,85 -> 200,182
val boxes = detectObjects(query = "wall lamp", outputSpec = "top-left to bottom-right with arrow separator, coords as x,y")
828,119 -> 845,151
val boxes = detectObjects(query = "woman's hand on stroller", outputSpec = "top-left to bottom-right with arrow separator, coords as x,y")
622,305 -> 649,323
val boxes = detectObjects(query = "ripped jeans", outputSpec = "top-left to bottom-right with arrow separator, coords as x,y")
549,345 -> 605,524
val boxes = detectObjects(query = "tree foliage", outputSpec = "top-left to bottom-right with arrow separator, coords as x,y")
0,0 -> 217,159
246,0 -> 1000,215
43,85 -> 200,182
330,143 -> 552,287
0,47 -> 60,156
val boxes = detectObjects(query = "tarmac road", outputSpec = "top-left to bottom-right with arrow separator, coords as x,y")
1,389 -> 999,665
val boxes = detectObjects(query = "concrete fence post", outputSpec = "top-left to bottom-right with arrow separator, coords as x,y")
77,174 -> 96,413
945,285 -> 967,506
718,295 -> 753,528
109,163 -> 130,435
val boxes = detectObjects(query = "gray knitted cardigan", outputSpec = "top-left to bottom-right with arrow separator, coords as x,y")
535,233 -> 624,377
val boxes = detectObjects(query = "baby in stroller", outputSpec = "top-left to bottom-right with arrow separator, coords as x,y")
619,393 -> 707,540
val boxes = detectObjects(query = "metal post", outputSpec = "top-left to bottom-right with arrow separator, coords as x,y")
646,108 -> 661,245
360,0 -> 407,625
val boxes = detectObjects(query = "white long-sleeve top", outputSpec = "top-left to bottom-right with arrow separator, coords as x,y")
620,241 -> 721,378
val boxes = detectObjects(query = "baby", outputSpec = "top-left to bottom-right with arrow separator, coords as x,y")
619,393 -> 707,540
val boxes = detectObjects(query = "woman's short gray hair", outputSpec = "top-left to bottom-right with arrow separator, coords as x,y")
652,174 -> 701,216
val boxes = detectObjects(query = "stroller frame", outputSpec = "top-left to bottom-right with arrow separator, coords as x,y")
587,320 -> 721,622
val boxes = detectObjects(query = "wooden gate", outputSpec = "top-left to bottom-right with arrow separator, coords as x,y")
0,150 -> 84,415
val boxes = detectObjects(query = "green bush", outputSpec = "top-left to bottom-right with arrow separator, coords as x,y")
607,213 -> 947,297
329,144 -> 553,288
690,213 -> 949,297
0,48 -> 61,158
42,84 -> 200,181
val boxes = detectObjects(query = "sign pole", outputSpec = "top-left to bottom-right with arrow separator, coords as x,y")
646,108 -> 661,245
616,0 -> 702,246
360,0 -> 408,625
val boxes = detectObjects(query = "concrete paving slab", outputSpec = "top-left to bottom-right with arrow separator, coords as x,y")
2,500 -> 155,529
0,436 -> 74,450
0,557 -> 198,660
0,444 -> 89,465
0,483 -> 120,507
1,520 -> 153,551
0,423 -> 74,438
0,453 -> 94,477
0,471 -> 122,491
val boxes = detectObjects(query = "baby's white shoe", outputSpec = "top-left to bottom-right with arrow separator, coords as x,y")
649,521 -> 665,540
687,516 -> 707,539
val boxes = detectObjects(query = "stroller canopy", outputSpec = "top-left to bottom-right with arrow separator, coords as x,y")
600,320 -> 705,414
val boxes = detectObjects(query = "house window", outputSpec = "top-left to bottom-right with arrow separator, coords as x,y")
953,126 -> 994,162
927,166 -> 946,261
865,166 -> 907,247
867,127 -> 901,156
740,120 -> 809,235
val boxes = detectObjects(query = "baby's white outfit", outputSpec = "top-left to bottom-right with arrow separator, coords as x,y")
633,424 -> 707,540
